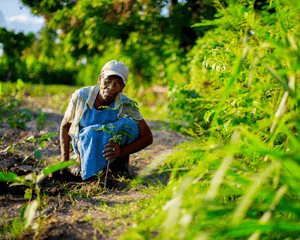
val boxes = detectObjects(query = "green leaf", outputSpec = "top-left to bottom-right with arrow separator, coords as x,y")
263,63 -> 294,96
16,78 -> 25,91
140,151 -> 175,178
17,108 -> 32,118
20,204 -> 27,221
41,161 -> 78,178
38,133 -> 57,142
231,162 -> 281,226
205,155 -> 233,200
39,141 -> 47,148
204,110 -> 215,123
0,171 -> 22,183
281,125 -> 300,149
211,46 -> 249,132
274,0 -> 289,46
24,188 -> 32,199
24,200 -> 38,229
227,221 -> 274,237
34,149 -> 43,160
283,159 -> 300,181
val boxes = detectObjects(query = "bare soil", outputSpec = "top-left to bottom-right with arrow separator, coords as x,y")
0,98 -> 190,239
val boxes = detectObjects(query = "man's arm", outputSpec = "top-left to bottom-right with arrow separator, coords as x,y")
103,119 -> 153,160
60,117 -> 72,162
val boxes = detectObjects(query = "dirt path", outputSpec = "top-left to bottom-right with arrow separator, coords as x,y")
0,106 -> 190,239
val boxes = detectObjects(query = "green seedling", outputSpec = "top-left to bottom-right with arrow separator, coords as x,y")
7,108 -> 32,129
36,112 -> 48,131
0,99 -> 19,124
93,103 -> 138,189
82,215 -> 93,222
0,161 -> 78,237
1,133 -> 58,163
0,212 -> 26,239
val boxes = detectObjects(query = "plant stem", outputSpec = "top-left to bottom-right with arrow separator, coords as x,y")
270,73 -> 295,133
104,160 -> 110,190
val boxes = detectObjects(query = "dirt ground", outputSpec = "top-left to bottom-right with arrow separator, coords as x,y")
0,101 -> 190,239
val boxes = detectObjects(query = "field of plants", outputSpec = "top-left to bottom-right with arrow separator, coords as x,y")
1,0 -> 300,239
0,80 -> 188,239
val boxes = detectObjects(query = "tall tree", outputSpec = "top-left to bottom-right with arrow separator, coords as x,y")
0,28 -> 34,80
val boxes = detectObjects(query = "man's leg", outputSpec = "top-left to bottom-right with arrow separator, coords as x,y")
109,155 -> 130,174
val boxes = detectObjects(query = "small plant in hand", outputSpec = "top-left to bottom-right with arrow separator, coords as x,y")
94,122 -> 135,146
1,133 -> 58,163
93,104 -> 138,189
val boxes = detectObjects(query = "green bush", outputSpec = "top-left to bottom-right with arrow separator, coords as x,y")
123,0 -> 300,239
7,108 -> 32,129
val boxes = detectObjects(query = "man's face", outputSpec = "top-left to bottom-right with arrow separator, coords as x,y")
99,75 -> 124,103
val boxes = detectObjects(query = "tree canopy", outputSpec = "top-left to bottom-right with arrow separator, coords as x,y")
20,0 -> 217,57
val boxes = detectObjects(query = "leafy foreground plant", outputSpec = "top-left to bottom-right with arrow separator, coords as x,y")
122,0 -> 300,239
1,133 -> 58,162
0,161 -> 77,239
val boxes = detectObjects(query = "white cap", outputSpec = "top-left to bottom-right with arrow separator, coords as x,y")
100,60 -> 129,85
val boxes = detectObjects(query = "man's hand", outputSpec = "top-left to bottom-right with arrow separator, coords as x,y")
103,140 -> 121,160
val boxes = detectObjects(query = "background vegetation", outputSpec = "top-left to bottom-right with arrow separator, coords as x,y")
1,0 -> 300,239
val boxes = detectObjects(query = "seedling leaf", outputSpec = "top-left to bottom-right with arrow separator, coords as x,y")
0,171 -> 22,183
34,149 -> 43,160
24,200 -> 38,229
42,161 -> 78,177
38,133 -> 57,142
